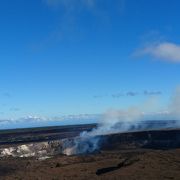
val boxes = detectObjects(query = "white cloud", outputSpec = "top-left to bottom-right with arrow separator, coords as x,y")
138,42 -> 180,62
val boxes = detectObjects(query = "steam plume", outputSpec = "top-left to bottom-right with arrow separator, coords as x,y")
168,87 -> 180,124
62,87 -> 180,155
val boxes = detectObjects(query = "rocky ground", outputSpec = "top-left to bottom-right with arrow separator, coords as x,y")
0,148 -> 180,180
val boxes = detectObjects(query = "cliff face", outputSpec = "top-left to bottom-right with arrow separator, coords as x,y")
100,129 -> 180,150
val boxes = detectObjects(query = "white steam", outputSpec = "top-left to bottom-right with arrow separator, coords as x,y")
169,87 -> 180,121
62,132 -> 100,155
62,87 -> 180,155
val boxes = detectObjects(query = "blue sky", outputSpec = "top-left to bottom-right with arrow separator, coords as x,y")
1,0 -> 180,129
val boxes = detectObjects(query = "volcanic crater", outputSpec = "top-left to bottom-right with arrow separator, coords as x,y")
0,122 -> 180,179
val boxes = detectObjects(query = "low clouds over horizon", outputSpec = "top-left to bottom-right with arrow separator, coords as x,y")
0,114 -> 100,129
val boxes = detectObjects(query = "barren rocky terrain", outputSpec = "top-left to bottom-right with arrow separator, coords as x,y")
0,124 -> 180,180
